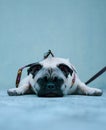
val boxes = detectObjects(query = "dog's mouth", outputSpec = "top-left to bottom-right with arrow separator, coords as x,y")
45,92 -> 63,97
38,91 -> 63,97
45,93 -> 57,97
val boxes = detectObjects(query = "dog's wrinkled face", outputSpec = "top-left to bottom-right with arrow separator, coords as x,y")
36,67 -> 64,97
28,58 -> 73,97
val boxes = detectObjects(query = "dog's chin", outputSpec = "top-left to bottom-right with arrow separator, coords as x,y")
37,91 -> 63,97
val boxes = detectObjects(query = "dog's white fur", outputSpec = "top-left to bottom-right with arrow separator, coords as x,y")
7,57 -> 103,96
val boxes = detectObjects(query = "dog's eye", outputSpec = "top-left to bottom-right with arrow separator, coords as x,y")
53,77 -> 58,82
37,76 -> 48,83
43,76 -> 48,82
37,78 -> 43,83
53,77 -> 64,84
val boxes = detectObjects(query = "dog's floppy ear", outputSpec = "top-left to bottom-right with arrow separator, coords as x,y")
27,63 -> 42,78
57,63 -> 73,78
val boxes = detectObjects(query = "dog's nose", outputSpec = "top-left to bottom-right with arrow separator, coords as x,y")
46,83 -> 56,90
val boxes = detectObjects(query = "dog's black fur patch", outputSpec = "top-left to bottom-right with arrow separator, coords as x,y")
27,63 -> 42,78
57,63 -> 73,78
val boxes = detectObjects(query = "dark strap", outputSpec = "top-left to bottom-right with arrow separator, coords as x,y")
16,63 -> 36,88
44,50 -> 54,59
16,68 -> 22,88
85,66 -> 106,85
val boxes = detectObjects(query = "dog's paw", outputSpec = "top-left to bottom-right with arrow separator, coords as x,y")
93,88 -> 103,96
7,88 -> 22,96
87,88 -> 103,96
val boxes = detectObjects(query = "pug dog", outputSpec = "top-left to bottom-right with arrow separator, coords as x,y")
7,54 -> 103,97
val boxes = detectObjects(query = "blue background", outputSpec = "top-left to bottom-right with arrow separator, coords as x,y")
0,0 -> 106,88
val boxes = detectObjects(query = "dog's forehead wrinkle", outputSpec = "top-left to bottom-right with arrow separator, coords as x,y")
40,57 -> 71,68
43,67 -> 60,77
35,67 -> 65,81
47,67 -> 54,76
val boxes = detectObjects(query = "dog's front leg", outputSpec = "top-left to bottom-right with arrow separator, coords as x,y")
7,84 -> 34,96
77,82 -> 103,96
7,74 -> 35,96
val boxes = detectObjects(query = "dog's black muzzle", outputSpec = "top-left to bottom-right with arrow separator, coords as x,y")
37,77 -> 64,97
38,89 -> 63,97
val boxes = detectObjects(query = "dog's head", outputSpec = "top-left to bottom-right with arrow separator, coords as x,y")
28,57 -> 74,97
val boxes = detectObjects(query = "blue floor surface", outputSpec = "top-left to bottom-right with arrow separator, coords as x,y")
0,89 -> 106,130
